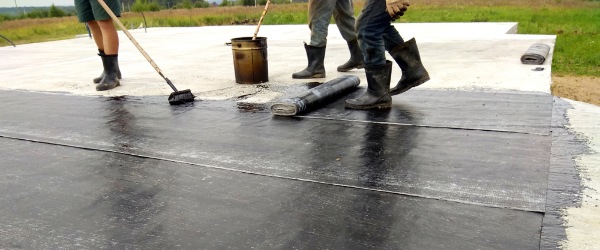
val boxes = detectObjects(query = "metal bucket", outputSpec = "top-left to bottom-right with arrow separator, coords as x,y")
230,37 -> 268,84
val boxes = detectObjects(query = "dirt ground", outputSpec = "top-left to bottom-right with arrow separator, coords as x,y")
552,75 -> 600,107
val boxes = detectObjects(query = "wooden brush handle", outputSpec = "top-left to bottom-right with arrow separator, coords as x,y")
252,0 -> 271,40
97,0 -> 167,81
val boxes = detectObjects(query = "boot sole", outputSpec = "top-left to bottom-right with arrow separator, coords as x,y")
345,101 -> 391,110
337,65 -> 365,72
96,82 -> 121,91
390,75 -> 430,96
93,77 -> 122,84
93,74 -> 122,84
292,73 -> 326,79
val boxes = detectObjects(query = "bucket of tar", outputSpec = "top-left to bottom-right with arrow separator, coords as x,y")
229,37 -> 269,84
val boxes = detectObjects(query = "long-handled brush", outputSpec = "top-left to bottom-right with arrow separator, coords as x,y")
97,0 -> 195,105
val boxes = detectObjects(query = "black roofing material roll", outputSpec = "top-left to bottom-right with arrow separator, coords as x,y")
271,75 -> 360,116
520,43 -> 551,65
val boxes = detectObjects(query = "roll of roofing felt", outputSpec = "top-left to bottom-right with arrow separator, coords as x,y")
520,43 -> 551,65
270,75 -> 360,116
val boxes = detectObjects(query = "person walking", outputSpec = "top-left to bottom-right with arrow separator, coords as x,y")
75,0 -> 122,91
292,0 -> 365,79
345,0 -> 430,109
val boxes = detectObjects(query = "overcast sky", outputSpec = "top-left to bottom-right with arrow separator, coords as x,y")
0,0 -> 74,8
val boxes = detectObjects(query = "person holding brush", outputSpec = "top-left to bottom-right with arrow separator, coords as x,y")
292,0 -> 365,79
345,0 -> 430,109
75,0 -> 122,91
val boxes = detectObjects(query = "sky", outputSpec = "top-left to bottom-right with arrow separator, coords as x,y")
0,0 -> 74,8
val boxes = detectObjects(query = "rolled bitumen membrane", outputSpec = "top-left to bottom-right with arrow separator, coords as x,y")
520,43 -> 551,65
270,75 -> 360,116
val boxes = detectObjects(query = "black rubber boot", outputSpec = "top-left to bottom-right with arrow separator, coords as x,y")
292,43 -> 326,79
389,38 -> 430,96
93,50 -> 121,84
345,60 -> 392,110
337,40 -> 365,72
96,54 -> 120,91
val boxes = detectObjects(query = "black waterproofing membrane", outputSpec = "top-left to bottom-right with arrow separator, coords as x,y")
270,75 -> 360,116
0,87 -> 568,249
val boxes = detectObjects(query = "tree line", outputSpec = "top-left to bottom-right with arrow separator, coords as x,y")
0,4 -> 74,20
0,0 -> 304,21
126,0 -> 300,11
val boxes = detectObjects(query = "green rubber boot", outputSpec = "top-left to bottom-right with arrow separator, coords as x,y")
93,50 -> 121,84
389,38 -> 430,96
292,43 -> 326,79
345,60 -> 392,110
337,40 -> 365,72
96,54 -> 120,91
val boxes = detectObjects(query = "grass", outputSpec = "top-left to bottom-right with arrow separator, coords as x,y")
0,16 -> 81,44
1,0 -> 599,105
404,4 -> 600,76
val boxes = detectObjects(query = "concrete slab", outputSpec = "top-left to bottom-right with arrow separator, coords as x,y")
0,23 -> 554,100
1,22 -> 599,249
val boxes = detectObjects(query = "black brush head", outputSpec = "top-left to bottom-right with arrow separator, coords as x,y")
168,89 -> 195,105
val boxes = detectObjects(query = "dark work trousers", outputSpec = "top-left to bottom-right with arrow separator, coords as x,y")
308,0 -> 358,47
356,0 -> 405,67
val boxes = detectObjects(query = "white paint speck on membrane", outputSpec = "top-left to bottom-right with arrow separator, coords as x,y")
561,99 -> 600,250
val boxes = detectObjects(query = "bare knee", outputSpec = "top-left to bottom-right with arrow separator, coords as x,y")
96,19 -> 116,30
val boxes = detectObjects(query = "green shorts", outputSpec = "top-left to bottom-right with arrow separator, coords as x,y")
75,0 -> 121,22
